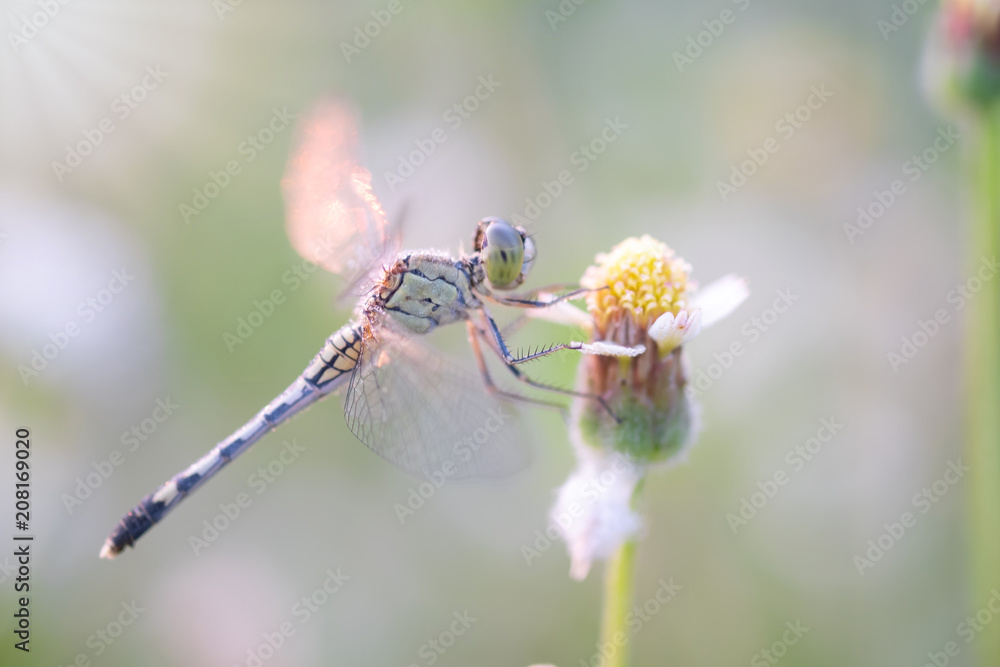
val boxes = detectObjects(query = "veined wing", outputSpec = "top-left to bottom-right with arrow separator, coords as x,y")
344,329 -> 531,480
281,100 -> 397,290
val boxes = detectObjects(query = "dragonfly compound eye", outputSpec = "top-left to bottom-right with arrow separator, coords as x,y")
483,220 -> 525,289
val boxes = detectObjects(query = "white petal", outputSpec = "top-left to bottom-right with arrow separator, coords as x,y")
648,308 -> 702,353
578,341 -> 646,357
681,309 -> 702,344
647,311 -> 676,342
692,274 -> 749,328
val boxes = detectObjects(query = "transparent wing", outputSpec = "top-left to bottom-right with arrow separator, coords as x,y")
344,330 -> 531,480
281,100 -> 398,289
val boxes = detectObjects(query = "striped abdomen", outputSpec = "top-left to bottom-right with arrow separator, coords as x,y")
100,323 -> 364,559
301,324 -> 364,389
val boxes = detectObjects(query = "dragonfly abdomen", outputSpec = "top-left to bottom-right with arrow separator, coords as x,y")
301,323 -> 364,389
100,324 -> 363,559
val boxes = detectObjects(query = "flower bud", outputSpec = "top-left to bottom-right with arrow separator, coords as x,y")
924,0 -> 1000,111
550,235 -> 747,579
572,235 -> 698,465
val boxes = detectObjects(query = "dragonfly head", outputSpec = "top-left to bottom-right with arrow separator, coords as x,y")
474,217 -> 535,290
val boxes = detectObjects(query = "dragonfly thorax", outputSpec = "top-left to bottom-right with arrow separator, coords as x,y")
368,251 -> 481,336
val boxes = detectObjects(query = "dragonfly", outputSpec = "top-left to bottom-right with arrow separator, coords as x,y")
100,100 -> 635,559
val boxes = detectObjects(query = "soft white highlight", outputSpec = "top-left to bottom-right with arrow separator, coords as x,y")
550,451 -> 643,581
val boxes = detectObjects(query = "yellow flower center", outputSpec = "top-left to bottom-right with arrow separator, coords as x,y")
582,235 -> 692,332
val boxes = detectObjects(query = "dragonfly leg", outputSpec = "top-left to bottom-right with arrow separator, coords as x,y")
489,286 -> 608,309
482,308 -> 585,365
472,313 -> 621,422
465,322 -> 566,413
492,286 -> 596,337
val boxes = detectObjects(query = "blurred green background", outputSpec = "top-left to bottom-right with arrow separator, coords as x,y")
0,0 -> 973,665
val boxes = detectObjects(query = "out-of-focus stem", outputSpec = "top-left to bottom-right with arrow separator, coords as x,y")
599,538 -> 637,667
968,107 -> 1000,666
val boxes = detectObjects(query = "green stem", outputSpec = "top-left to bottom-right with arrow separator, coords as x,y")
600,539 -> 637,667
968,107 -> 1000,666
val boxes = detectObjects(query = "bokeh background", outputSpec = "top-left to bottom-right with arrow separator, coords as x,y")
0,1 -> 975,665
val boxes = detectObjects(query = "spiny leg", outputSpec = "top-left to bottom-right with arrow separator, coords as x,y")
483,307 -> 585,365
471,313 -> 620,422
465,321 -> 566,413
481,299 -> 644,366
